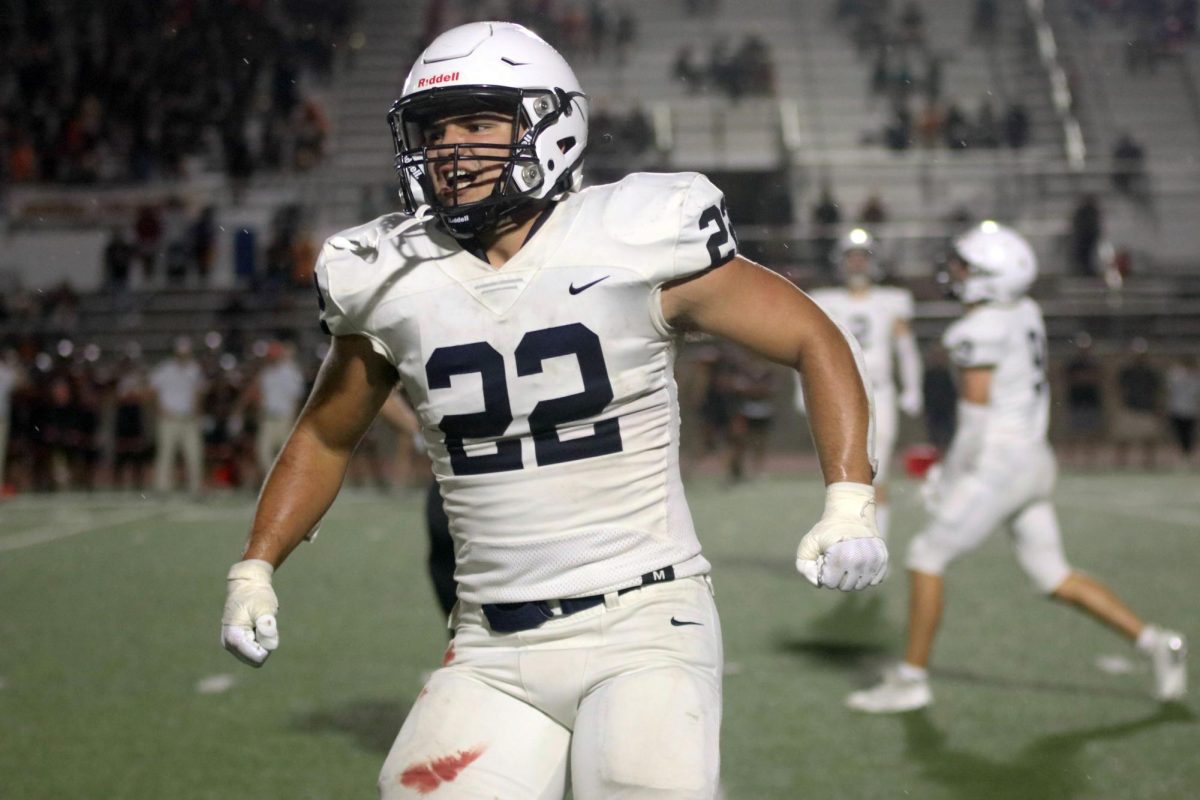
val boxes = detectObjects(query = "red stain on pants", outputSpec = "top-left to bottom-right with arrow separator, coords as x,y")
441,642 -> 456,666
399,746 -> 485,793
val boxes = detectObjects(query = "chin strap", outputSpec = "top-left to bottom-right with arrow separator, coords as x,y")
384,204 -> 434,241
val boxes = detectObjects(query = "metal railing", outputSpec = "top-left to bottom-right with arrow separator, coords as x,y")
1026,0 -> 1088,169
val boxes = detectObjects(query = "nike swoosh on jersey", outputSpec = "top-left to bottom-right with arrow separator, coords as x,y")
670,617 -> 703,627
569,275 -> 610,295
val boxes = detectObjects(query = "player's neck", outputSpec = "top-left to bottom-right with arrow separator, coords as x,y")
477,204 -> 547,268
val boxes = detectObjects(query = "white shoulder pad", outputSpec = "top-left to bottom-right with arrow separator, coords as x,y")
600,172 -> 738,285
313,213 -> 434,360
943,306 -> 1009,368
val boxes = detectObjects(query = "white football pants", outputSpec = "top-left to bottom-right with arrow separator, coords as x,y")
906,443 -> 1072,593
379,575 -> 723,799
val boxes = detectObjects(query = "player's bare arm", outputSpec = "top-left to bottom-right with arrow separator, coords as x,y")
221,334 -> 397,667
244,334 -> 398,566
662,255 -> 887,591
662,255 -> 872,486
958,364 -> 992,405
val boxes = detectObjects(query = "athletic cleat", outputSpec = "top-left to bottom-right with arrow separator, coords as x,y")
1149,629 -> 1187,702
845,666 -> 932,714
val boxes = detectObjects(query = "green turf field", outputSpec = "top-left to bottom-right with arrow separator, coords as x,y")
1,473 -> 1196,799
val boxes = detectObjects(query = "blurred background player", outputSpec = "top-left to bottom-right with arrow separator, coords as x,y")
846,222 -> 1187,714
797,228 -> 922,540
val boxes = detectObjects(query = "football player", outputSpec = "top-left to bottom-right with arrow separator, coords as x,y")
845,222 -> 1187,714
221,22 -> 888,799
796,228 -> 922,540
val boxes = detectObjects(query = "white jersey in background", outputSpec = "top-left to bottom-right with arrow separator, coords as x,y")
943,296 -> 1050,449
808,286 -> 914,396
315,172 -> 739,604
805,285 -> 915,491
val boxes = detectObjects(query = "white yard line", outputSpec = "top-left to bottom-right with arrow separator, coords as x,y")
0,508 -> 171,553
195,674 -> 237,694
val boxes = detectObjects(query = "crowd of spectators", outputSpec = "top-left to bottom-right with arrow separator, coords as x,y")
588,104 -> 655,162
2,319 -> 1197,497
879,96 -> 1033,152
1,0 -> 351,186
0,332 -> 337,494
0,278 -> 81,338
672,35 -> 777,100
423,1 -> 640,66
1068,0 -> 1197,73
95,200 -> 317,295
833,1 -> 1037,153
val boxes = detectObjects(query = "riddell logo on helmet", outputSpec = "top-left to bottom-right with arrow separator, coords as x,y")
417,71 -> 460,88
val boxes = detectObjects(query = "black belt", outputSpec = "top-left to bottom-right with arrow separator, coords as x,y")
482,565 -> 677,634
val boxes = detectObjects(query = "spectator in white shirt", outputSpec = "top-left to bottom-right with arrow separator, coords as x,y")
251,340 -> 306,480
150,336 -> 207,493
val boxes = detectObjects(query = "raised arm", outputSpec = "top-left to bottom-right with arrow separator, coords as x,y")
244,335 -> 398,564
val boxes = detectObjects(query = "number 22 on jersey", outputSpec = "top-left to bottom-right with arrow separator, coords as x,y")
425,322 -> 624,475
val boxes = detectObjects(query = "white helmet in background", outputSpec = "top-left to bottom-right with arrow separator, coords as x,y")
837,227 -> 881,287
949,221 -> 1037,303
387,22 -> 589,237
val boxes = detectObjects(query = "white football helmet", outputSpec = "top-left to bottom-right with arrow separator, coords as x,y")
837,227 -> 881,287
387,22 -> 589,237
948,221 -> 1037,303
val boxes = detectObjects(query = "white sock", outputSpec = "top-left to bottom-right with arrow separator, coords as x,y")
897,662 -> 928,682
875,503 -> 890,542
1136,625 -> 1159,653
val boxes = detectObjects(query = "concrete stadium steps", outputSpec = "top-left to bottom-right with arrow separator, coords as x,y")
1048,0 -> 1200,162
66,288 -> 322,360
1042,0 -> 1200,269
288,0 -> 1197,273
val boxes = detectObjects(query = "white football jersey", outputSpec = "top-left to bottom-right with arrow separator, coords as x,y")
808,286 -> 913,396
943,297 -> 1050,447
315,173 -> 739,604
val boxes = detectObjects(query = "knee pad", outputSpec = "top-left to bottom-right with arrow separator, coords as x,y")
1010,501 -> 1072,594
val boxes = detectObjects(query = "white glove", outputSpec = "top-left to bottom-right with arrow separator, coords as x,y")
221,559 -> 280,667
796,482 -> 889,591
899,391 -> 922,418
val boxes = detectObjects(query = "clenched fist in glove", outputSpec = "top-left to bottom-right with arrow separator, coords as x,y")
796,482 -> 889,591
221,559 -> 280,667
